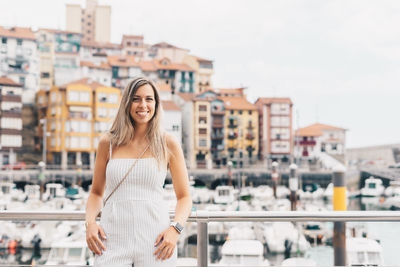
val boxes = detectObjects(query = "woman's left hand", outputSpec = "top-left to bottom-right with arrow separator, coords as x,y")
154,226 -> 179,260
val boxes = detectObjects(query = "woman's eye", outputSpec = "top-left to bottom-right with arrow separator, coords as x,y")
132,98 -> 140,102
147,98 -> 153,101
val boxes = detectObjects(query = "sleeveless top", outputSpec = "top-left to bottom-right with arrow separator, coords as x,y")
103,141 -> 168,203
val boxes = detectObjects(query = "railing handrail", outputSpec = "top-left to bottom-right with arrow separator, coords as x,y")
1,210 -> 400,222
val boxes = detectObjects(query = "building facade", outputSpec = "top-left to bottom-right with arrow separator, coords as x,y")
294,123 -> 346,160
37,78 -> 120,169
255,98 -> 293,164
66,0 -> 111,43
0,27 -> 39,104
0,77 -> 23,166
121,35 -> 145,58
183,55 -> 213,94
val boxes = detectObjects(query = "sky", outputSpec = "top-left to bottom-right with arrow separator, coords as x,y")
1,0 -> 399,148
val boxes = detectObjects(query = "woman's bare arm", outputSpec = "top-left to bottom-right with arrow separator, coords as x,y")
85,134 -> 109,224
167,133 -> 192,226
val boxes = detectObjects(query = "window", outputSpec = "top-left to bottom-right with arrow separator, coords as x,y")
230,110 -> 234,115
51,92 -> 57,102
172,125 -> 179,131
97,107 -> 107,118
199,128 -> 207,135
109,94 -> 118,103
19,77 -> 25,86
41,72 -> 50,78
1,118 -> 22,130
199,117 -> 207,124
199,105 -> 207,112
199,139 -> 207,147
239,110 -> 242,115
1,37 -> 6,44
249,110 -> 252,115
68,91 -> 79,102
16,39 -> 22,46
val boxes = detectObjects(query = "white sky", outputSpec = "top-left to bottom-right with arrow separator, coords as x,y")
1,0 -> 399,148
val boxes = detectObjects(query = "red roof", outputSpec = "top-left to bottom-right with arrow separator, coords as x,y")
80,61 -> 111,70
59,78 -> 109,90
0,77 -> 22,86
152,42 -> 189,51
0,26 -> 35,40
218,96 -> 257,111
108,55 -> 138,67
81,40 -> 121,49
138,60 -> 158,72
256,97 -> 293,105
177,92 -> 195,102
162,100 -> 180,111
296,123 -> 346,137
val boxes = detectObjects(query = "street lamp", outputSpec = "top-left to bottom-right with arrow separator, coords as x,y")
38,161 -> 46,201
227,161 -> 233,186
76,160 -> 82,186
271,161 -> 279,198
289,163 -> 298,211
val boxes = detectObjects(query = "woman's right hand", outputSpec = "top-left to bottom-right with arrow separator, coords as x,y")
86,222 -> 107,255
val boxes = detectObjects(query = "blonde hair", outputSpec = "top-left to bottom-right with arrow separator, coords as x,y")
108,77 -> 168,169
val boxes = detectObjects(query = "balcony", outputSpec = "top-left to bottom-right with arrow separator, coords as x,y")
196,160 -> 206,169
298,140 -> 316,146
211,144 -> 224,151
246,132 -> 255,141
227,123 -> 238,129
227,132 -> 238,140
211,133 -> 224,139
212,121 -> 224,128
227,146 -> 237,153
211,110 -> 225,116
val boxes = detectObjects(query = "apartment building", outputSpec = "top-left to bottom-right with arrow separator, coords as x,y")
158,83 -> 182,143
80,40 -> 121,62
108,55 -> 142,89
255,98 -> 293,164
0,77 -> 23,165
66,0 -> 111,43
147,42 -> 189,62
0,26 -> 39,104
294,123 -> 346,159
183,55 -> 213,94
121,35 -> 145,58
80,61 -> 112,86
37,78 -> 120,169
156,58 -> 195,94
219,95 -> 259,168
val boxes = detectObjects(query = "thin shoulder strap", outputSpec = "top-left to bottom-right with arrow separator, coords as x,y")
103,144 -> 150,207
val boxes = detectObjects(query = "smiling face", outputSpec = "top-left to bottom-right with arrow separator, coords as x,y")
129,84 -> 156,126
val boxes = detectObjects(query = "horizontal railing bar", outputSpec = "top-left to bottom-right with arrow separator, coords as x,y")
1,210 -> 400,222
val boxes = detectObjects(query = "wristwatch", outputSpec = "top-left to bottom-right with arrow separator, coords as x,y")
170,221 -> 184,234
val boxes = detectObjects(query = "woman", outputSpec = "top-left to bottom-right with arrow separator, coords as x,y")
85,77 -> 192,266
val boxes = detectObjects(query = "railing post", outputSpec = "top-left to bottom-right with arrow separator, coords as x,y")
333,166 -> 347,266
197,221 -> 208,267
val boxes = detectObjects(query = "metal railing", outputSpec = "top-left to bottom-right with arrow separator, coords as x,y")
1,210 -> 400,267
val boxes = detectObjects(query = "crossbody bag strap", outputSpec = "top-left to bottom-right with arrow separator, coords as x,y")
103,144 -> 150,207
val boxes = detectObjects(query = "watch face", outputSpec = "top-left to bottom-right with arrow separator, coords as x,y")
176,222 -> 183,232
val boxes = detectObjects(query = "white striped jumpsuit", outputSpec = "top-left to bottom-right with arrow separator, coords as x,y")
94,143 -> 177,267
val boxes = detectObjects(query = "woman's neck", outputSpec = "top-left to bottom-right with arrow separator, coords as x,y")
133,124 -> 148,143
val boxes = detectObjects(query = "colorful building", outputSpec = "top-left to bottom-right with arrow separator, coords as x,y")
37,78 -> 120,169
183,55 -> 213,94
255,98 -> 293,164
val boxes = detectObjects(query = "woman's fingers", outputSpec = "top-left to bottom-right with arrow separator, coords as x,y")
98,226 -> 107,240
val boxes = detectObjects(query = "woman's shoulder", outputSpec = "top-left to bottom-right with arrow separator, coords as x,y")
164,132 -> 180,150
98,133 -> 112,148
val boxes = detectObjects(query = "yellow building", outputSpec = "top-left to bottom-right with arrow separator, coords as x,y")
192,96 -> 212,169
218,95 -> 259,168
37,78 -> 120,169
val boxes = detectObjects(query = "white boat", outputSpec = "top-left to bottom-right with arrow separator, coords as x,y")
360,177 -> 384,197
384,180 -> 400,197
24,184 -> 40,200
347,237 -> 384,266
262,222 -> 310,253
276,185 -> 290,199
217,239 -> 270,266
252,185 -> 274,202
192,186 -> 212,203
214,185 -> 235,204
281,257 -> 317,266
43,183 -> 66,200
45,240 -> 93,266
